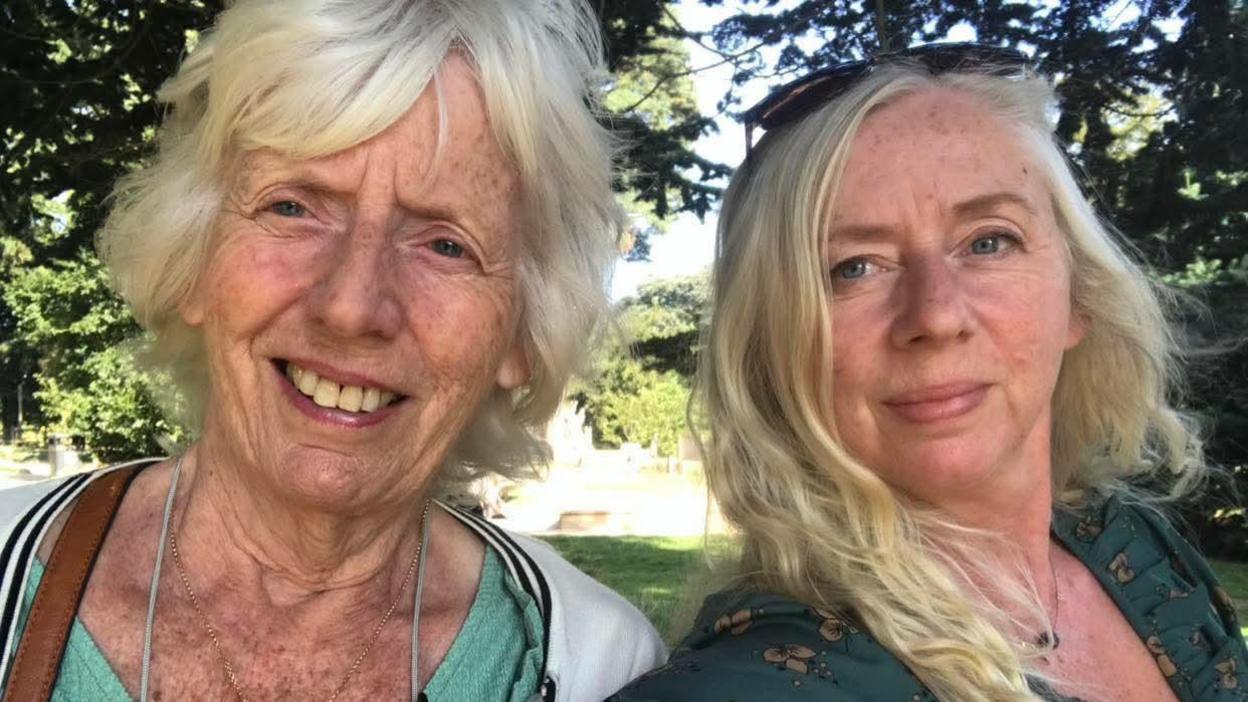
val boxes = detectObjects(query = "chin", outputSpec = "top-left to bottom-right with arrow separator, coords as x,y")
271,451 -> 374,510
880,442 -> 1003,501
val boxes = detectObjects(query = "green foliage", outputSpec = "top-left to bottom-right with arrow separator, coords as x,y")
1173,256 -> 1248,557
578,274 -> 709,455
36,345 -> 186,461
605,14 -> 729,260
2,250 -> 184,459
584,359 -> 689,455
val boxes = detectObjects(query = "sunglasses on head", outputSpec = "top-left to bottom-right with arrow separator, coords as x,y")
742,42 -> 1032,151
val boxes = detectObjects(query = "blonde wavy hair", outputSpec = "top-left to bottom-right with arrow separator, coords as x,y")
97,0 -> 619,482
699,62 -> 1203,700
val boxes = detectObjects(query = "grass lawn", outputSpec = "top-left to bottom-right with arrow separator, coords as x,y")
1210,559 -> 1248,636
544,535 -> 1248,640
539,535 -> 715,637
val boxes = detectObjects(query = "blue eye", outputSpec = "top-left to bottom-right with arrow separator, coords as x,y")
269,200 -> 306,218
832,258 -> 872,280
431,239 -> 464,258
969,232 -> 1018,255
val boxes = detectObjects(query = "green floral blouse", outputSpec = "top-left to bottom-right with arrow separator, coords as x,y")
610,496 -> 1248,701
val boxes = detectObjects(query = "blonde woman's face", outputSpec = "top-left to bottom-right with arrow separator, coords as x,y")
825,88 -> 1085,511
180,55 -> 528,509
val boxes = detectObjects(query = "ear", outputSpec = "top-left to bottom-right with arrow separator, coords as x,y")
495,337 -> 530,391
178,280 -> 206,328
1065,306 -> 1089,350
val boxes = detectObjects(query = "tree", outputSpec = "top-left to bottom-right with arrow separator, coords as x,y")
603,10 -> 732,260
697,0 -> 1246,270
577,274 -> 709,455
2,248 -> 183,459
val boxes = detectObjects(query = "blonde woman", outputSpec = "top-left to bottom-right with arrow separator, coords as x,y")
611,45 -> 1245,701
0,1 -> 665,701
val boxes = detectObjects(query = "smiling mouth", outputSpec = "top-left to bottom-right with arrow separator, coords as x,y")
883,383 -> 989,423
278,361 -> 404,414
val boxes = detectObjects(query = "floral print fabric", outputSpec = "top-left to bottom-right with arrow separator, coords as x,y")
609,496 -> 1248,701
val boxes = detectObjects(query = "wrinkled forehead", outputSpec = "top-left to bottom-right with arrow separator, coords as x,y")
229,55 -> 519,204
834,88 -> 1053,220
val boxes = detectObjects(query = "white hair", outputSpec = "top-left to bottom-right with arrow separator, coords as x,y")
699,61 -> 1203,701
97,0 -> 621,482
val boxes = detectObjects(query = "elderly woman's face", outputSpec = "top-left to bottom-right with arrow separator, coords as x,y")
825,88 -> 1085,507
180,56 -> 527,507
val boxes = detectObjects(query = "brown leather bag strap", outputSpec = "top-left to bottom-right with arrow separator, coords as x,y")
2,466 -> 142,702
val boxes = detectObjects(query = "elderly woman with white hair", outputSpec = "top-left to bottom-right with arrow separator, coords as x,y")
0,2 -> 665,701
611,45 -> 1246,701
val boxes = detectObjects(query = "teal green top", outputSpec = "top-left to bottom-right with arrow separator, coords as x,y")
612,495 -> 1248,701
13,548 -> 544,701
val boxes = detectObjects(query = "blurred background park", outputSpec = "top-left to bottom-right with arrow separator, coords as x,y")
1,0 -> 1245,637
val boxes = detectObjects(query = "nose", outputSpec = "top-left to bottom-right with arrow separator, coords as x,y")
889,257 -> 974,348
308,220 -> 404,340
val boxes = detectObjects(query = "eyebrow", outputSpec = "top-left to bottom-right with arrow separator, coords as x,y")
827,223 -> 894,244
235,159 -> 462,222
952,191 -> 1039,219
828,191 -> 1039,243
237,154 -> 355,192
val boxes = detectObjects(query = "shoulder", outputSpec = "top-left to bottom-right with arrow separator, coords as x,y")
0,474 -> 80,525
510,532 -> 654,628
505,532 -> 668,700
610,589 -> 933,702
433,504 -> 665,702
0,459 -> 165,567
1055,493 -> 1248,695
1056,492 -> 1226,596
0,461 -> 159,684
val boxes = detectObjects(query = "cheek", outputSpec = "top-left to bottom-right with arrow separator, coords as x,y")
828,303 -> 884,435
829,297 -> 888,385
977,274 -> 1075,379
200,237 -> 314,329
402,276 -> 519,381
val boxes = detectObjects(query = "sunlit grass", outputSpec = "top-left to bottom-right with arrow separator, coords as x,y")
539,535 -> 733,637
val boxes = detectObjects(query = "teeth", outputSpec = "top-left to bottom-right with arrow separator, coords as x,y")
297,368 -> 320,395
312,378 -> 340,408
338,385 -> 363,412
284,362 -> 398,414
361,387 -> 380,412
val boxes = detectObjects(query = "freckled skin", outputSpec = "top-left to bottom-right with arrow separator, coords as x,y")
62,55 -> 518,700
186,54 -> 526,513
826,88 -> 1083,509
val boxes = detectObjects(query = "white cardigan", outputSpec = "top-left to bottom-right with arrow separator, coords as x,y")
0,460 -> 667,702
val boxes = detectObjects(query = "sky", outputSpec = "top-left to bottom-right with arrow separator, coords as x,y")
609,1 -> 977,300
607,0 -> 1165,300
607,2 -> 741,300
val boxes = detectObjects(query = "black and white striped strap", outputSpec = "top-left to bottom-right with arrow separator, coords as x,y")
0,458 -> 161,685
436,502 -> 555,701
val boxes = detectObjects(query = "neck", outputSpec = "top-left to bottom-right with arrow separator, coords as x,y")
176,441 -> 428,608
922,432 -> 1060,638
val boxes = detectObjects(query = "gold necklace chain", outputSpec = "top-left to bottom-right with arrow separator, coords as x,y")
167,501 -> 431,702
